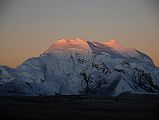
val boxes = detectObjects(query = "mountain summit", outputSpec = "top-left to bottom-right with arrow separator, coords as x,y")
103,39 -> 138,56
44,38 -> 91,54
0,38 -> 159,96
44,38 -> 139,57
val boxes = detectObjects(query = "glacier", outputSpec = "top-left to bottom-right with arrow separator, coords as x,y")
0,38 -> 159,96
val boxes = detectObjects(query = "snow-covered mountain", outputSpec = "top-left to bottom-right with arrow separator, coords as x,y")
0,38 -> 159,96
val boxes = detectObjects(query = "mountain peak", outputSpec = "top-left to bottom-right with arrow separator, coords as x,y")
44,38 -> 90,54
43,38 -> 139,56
102,39 -> 139,56
103,39 -> 125,51
56,37 -> 86,42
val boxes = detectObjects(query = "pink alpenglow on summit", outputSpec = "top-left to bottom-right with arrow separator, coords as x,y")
103,39 -> 139,57
44,38 -> 138,57
44,38 -> 91,54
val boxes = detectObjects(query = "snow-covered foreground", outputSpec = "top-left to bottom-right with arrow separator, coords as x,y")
0,38 -> 159,96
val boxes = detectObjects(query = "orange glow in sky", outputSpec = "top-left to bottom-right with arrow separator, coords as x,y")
0,0 -> 159,67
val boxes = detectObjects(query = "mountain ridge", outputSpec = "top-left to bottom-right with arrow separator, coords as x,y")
0,38 -> 159,96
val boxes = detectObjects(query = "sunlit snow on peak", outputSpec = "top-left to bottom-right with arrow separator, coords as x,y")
42,38 -> 140,57
103,39 -> 138,56
44,38 -> 91,54
103,39 -> 127,52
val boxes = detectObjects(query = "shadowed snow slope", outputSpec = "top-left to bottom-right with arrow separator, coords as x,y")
0,38 -> 159,96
